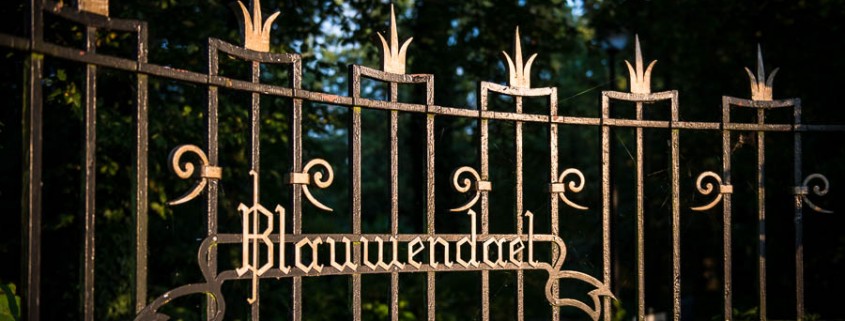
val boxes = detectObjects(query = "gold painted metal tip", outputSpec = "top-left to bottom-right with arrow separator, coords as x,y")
744,44 -> 779,101
624,35 -> 657,94
78,0 -> 109,16
236,0 -> 280,52
378,4 -> 413,74
502,26 -> 538,89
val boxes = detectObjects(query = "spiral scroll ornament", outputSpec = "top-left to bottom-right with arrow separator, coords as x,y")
795,173 -> 833,214
550,168 -> 589,210
287,158 -> 335,212
690,171 -> 732,212
167,145 -> 222,206
449,166 -> 491,212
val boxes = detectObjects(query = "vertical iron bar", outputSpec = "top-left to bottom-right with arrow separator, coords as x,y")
291,57 -> 304,321
133,72 -> 149,314
635,102 -> 645,321
22,52 -> 43,321
24,0 -> 44,317
793,101 -> 804,321
205,41 -> 220,321
601,93 -> 612,321
250,60 -> 261,321
757,108 -> 767,321
83,25 -> 98,321
389,82 -> 400,321
514,96 -> 524,321
349,66 -> 362,321
721,97 -> 733,320
478,85 -> 490,321
425,80 -> 436,321
670,93 -> 681,321
548,89 -> 560,321
133,22 -> 150,314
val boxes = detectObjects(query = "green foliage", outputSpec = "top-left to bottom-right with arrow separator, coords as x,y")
0,282 -> 20,321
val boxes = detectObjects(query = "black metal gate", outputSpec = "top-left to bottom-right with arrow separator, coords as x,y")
3,1 -> 844,320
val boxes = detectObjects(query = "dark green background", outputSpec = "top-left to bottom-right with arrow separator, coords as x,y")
1,0 -> 844,320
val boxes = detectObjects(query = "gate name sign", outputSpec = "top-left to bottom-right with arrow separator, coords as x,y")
136,2 -> 613,321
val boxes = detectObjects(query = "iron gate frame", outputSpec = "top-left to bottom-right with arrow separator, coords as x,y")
4,0 -> 844,320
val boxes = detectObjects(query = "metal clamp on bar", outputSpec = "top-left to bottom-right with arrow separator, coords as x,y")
720,185 -> 734,194
792,186 -> 808,195
474,181 -> 492,192
201,165 -> 223,180
549,182 -> 566,194
286,172 -> 310,185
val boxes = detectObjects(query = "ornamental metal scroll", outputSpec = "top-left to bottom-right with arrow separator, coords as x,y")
794,173 -> 833,214
167,144 -> 222,206
690,171 -> 733,212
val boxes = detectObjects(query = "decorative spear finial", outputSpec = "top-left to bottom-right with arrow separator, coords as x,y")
236,0 -> 280,52
624,35 -> 657,94
377,4 -> 413,74
502,27 -> 538,89
744,45 -> 779,101
79,0 -> 109,16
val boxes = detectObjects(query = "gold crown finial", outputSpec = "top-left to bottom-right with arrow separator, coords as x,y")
624,35 -> 657,94
502,27 -> 538,89
377,4 -> 413,74
236,0 -> 280,52
79,0 -> 109,16
744,45 -> 779,101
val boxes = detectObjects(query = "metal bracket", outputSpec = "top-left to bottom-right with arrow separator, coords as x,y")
474,180 -> 492,192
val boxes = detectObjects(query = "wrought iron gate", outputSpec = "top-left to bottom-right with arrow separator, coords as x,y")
3,0 -> 843,320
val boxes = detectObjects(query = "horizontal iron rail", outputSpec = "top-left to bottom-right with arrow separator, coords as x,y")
2,32 -> 844,132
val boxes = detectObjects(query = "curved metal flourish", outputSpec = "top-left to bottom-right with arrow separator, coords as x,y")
546,270 -> 615,321
552,168 -> 589,210
449,166 -> 484,212
167,144 -> 221,206
691,171 -> 729,212
799,173 -> 833,214
532,210 -> 614,321
300,158 -> 335,212
134,237 -> 226,321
